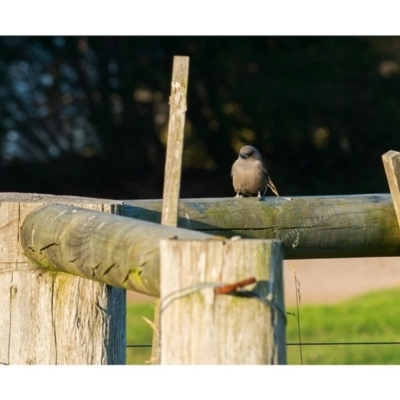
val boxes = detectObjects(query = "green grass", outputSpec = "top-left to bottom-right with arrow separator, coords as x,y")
126,287 -> 400,364
286,287 -> 400,364
126,302 -> 155,365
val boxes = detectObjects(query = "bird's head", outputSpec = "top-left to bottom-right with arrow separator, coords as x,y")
239,145 -> 261,161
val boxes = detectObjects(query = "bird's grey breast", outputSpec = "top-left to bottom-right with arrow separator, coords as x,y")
232,158 -> 267,195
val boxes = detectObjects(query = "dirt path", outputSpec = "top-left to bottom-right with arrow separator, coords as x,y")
283,256 -> 400,305
127,257 -> 400,306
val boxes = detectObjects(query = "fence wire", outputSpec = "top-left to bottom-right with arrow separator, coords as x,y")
127,341 -> 400,348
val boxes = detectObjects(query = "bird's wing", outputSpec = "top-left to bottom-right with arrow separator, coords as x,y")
261,161 -> 279,197
261,160 -> 269,176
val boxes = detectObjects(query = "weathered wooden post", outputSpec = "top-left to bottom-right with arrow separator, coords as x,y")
160,238 -> 286,364
161,55 -> 189,227
0,193 -> 126,365
152,55 -> 189,364
382,150 -> 400,226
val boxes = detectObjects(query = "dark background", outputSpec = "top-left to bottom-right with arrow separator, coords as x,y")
0,36 -> 399,200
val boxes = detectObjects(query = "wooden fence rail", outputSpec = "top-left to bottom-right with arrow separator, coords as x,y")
17,193 -> 400,301
123,193 -> 400,259
1,189 -> 399,364
0,193 -> 219,364
21,203 -> 216,296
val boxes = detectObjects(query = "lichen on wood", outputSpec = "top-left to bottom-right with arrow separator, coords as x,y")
123,194 -> 400,259
20,203 -> 216,296
0,193 -> 126,365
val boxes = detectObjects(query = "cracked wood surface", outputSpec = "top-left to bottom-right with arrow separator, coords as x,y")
161,55 -> 188,227
382,150 -> 400,230
2,192 -> 399,363
18,193 -> 400,301
154,56 -> 190,364
20,203 -> 216,297
160,239 -> 286,364
0,193 -> 125,365
123,194 -> 400,259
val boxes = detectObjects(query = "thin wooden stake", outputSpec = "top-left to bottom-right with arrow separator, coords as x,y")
152,55 -> 190,364
161,55 -> 189,227
382,150 -> 400,226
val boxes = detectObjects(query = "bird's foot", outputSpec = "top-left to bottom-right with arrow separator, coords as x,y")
235,192 -> 243,198
257,192 -> 262,201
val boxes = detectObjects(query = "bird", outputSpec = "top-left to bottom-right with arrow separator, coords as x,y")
231,145 -> 279,200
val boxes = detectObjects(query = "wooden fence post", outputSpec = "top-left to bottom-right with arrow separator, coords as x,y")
161,55 -> 189,227
382,150 -> 400,226
159,238 -> 286,364
0,193 -> 126,365
152,55 -> 190,364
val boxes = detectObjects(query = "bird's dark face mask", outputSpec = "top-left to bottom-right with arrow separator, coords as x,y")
240,153 -> 251,159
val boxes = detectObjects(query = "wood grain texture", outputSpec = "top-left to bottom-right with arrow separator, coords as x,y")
155,56 -> 189,364
21,203 -> 216,297
382,150 -> 400,228
161,56 -> 189,227
160,239 -> 286,364
123,194 -> 400,258
0,193 -> 125,365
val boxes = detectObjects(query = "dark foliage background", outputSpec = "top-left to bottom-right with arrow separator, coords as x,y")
0,36 -> 399,199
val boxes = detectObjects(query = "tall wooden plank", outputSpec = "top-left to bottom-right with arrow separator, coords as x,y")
161,55 -> 189,227
382,150 -> 400,226
160,238 -> 286,364
153,56 -> 190,364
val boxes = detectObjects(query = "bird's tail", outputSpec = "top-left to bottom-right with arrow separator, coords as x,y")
267,176 -> 279,197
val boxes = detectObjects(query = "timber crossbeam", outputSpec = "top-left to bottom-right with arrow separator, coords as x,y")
1,192 -> 398,299
123,194 -> 400,259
